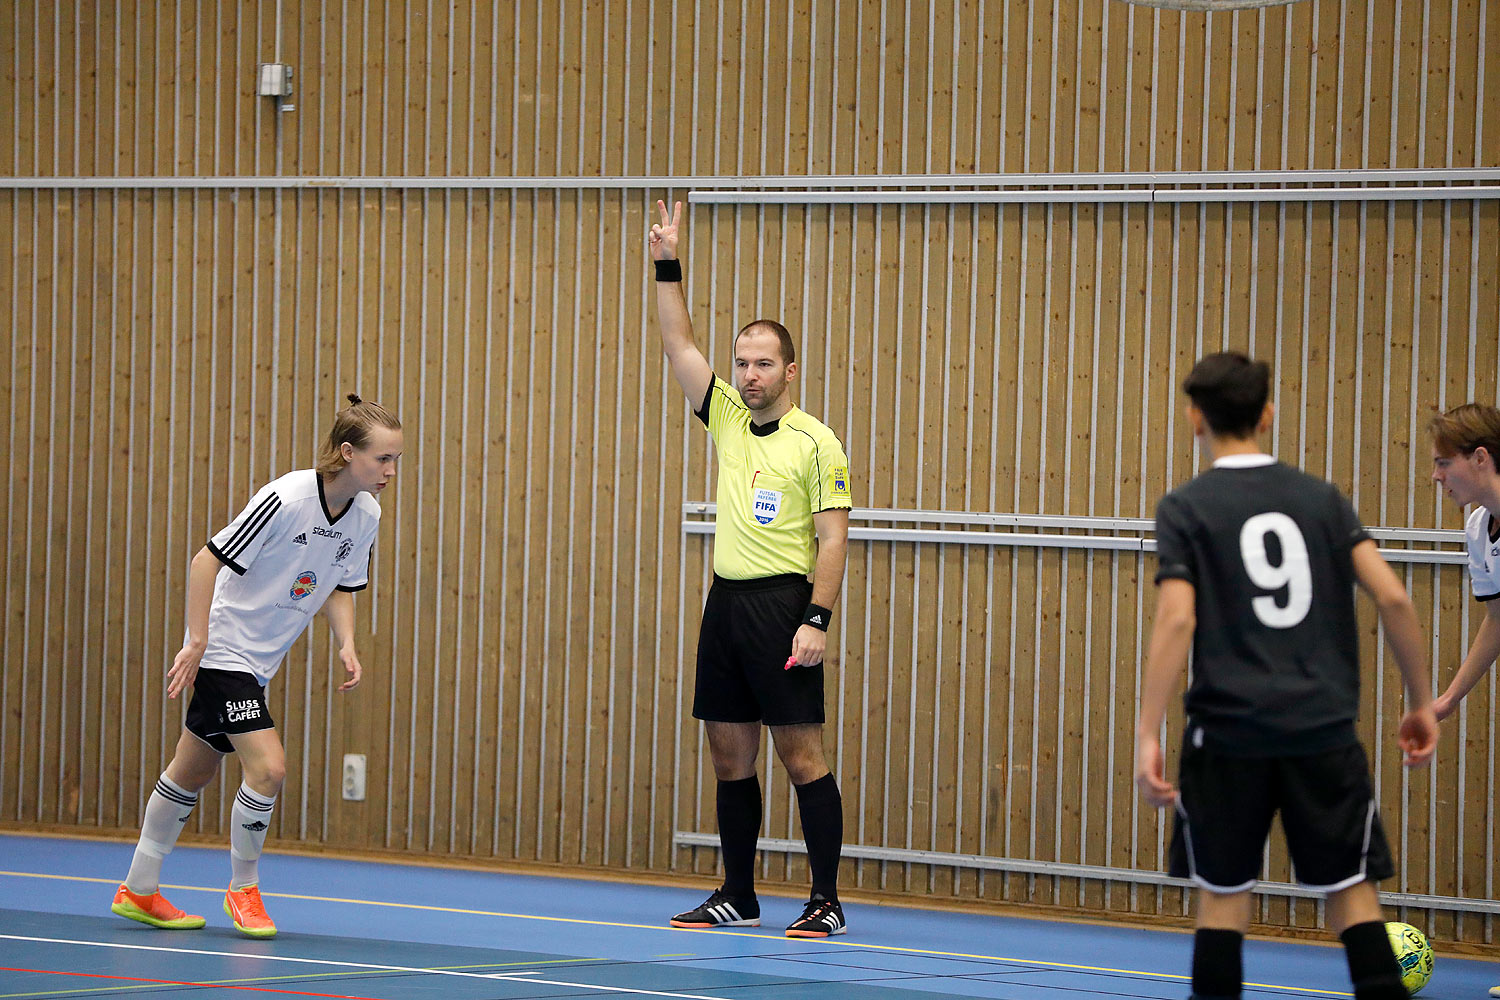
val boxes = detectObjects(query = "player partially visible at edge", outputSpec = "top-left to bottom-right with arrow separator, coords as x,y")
1426,402 -> 1500,1000
1428,403 -> 1500,724
110,394 -> 402,939
1135,353 -> 1437,1000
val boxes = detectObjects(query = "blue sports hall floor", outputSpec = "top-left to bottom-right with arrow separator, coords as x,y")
1,833 -> 1494,999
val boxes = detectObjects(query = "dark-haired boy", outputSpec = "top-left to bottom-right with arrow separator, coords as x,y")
1136,352 -> 1438,1000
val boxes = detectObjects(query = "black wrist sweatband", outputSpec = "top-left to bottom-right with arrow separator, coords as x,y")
654,258 -> 683,282
802,604 -> 832,631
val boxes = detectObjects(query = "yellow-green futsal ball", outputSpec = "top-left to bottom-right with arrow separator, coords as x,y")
1385,921 -> 1434,995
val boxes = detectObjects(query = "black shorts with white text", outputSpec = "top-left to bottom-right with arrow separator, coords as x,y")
184,667 -> 276,754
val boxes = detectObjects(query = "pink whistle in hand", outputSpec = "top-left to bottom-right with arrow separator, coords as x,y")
784,656 -> 797,670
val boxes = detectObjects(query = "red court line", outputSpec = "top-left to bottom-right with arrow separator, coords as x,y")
0,966 -> 387,999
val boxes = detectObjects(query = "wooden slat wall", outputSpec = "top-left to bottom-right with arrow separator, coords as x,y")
3,0 -> 1498,941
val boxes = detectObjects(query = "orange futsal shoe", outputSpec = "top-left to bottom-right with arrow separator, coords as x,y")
223,884 -> 277,938
111,884 -> 206,929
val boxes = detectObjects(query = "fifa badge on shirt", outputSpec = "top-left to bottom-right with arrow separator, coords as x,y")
752,486 -> 783,525
830,466 -> 852,501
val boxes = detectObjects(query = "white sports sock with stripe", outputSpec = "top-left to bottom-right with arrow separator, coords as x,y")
124,774 -> 199,894
229,782 -> 277,890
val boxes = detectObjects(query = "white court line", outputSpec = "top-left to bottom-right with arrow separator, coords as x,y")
0,934 -> 735,1000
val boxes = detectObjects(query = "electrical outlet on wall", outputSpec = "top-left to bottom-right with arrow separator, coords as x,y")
342,753 -> 366,801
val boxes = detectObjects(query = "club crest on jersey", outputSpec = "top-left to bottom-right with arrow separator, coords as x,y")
752,486 -> 783,525
335,538 -> 354,564
290,570 -> 318,600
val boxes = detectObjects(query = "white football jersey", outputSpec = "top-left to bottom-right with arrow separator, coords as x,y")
200,469 -> 382,684
1466,505 -> 1500,602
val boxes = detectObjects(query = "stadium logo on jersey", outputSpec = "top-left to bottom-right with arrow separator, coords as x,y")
335,538 -> 354,564
312,526 -> 344,540
752,486 -> 783,525
292,532 -> 308,546
830,465 -> 851,500
289,570 -> 318,600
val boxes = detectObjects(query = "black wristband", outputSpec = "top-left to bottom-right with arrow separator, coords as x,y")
802,604 -> 832,631
654,258 -> 683,282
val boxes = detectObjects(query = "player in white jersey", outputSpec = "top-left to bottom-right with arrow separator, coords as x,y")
111,394 -> 402,938
1429,403 -> 1500,720
1427,403 -> 1500,999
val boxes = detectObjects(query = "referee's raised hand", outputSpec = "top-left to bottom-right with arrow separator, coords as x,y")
649,200 -> 681,260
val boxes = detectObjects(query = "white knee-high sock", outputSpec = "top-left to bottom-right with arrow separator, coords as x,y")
124,775 -> 199,894
229,782 -> 277,890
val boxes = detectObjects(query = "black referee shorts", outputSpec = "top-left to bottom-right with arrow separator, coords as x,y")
1169,731 -> 1393,893
693,573 -> 824,727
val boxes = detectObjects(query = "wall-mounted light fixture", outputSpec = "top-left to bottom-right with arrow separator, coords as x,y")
257,62 -> 295,113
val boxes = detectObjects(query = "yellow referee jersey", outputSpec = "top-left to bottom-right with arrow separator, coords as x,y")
697,376 -> 854,580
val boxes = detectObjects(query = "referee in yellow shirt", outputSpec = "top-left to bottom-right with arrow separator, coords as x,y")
650,200 -> 853,938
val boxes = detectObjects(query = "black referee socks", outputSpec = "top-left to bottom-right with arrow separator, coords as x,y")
794,773 -> 844,901
1190,927 -> 1243,999
1340,921 -> 1408,1000
716,776 -> 762,899
717,774 -> 843,902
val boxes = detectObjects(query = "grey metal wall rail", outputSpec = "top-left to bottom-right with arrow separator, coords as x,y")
681,505 -> 1469,564
6,167 -> 1500,191
671,833 -> 1500,916
691,186 -> 1500,205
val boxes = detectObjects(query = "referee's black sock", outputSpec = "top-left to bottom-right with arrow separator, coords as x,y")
716,776 -> 762,899
794,773 -> 843,901
1340,921 -> 1409,999
1190,927 -> 1243,999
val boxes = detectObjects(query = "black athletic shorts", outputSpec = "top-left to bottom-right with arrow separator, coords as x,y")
1169,729 -> 1393,893
184,667 -> 276,754
693,573 -> 823,726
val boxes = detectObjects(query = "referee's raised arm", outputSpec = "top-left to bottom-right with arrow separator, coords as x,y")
648,199 -> 714,407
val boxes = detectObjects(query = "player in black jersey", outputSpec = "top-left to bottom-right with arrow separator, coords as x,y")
1135,353 -> 1438,1000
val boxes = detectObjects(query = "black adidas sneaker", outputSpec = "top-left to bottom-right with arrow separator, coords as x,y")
785,895 -> 846,938
669,888 -> 760,928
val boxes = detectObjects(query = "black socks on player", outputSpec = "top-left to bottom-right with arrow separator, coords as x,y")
1190,927 -> 1244,999
1340,921 -> 1409,1000
794,772 -> 843,901
716,776 -> 762,898
1189,921 -> 1406,1000
717,772 -> 844,903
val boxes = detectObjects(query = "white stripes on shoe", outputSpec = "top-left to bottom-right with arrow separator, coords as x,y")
708,902 -> 747,924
